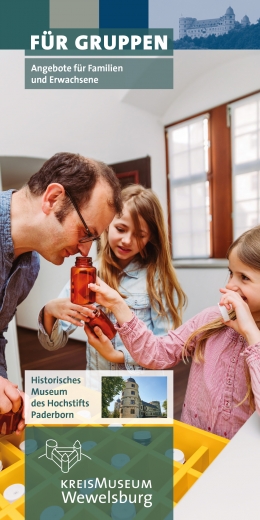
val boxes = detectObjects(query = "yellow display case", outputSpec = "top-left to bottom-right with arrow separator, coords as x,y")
172,420 -> 229,506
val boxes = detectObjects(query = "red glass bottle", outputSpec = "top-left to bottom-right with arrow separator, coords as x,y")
71,257 -> 96,305
0,402 -> 23,435
88,309 -> 116,340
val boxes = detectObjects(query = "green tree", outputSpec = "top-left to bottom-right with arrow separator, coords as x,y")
162,400 -> 167,417
112,409 -> 120,418
102,377 -> 125,418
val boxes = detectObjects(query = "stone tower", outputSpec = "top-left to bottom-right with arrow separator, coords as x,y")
241,15 -> 250,28
224,7 -> 235,33
114,399 -> 121,414
149,401 -> 162,416
120,378 -> 140,419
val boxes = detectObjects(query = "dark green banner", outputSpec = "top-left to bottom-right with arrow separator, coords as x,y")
25,426 -> 173,519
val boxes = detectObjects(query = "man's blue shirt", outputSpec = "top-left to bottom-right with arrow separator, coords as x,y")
0,190 -> 40,378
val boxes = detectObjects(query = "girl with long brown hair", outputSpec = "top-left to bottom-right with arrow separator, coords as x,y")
39,184 -> 186,370
86,226 -> 260,438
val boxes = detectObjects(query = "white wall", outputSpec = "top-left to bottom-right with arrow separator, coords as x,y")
163,51 -> 260,125
5,317 -> 23,387
175,266 -> 229,322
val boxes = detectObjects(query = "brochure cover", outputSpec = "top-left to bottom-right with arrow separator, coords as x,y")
0,1 -> 260,520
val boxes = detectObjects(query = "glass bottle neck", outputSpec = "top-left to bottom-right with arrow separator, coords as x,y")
75,256 -> 93,267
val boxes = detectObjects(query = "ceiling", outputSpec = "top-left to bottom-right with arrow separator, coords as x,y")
122,50 -> 255,117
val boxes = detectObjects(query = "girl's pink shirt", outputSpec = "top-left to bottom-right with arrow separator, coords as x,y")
115,306 -> 260,439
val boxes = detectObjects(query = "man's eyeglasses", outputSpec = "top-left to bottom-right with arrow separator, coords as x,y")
65,190 -> 100,244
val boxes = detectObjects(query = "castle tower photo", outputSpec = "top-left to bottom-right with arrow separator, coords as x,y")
115,378 -> 162,419
179,7 -> 250,40
120,378 -> 141,419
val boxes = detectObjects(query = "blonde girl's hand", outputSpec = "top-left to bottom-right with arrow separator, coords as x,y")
44,298 -> 96,327
88,277 -> 122,310
219,288 -> 260,345
84,324 -> 124,363
88,277 -> 132,325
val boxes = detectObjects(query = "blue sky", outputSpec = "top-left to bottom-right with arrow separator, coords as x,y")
109,376 -> 167,411
149,0 -> 259,39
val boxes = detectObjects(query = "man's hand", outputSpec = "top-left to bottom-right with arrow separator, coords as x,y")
0,377 -> 25,434
15,390 -> 26,435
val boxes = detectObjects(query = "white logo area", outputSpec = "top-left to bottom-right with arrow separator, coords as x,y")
38,439 -> 91,473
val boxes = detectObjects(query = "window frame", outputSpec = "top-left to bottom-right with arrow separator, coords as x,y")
165,104 -> 234,259
166,90 -> 260,259
229,92 -> 260,239
166,113 -> 211,259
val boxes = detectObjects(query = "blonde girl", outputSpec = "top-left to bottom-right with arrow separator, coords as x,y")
38,185 -> 186,370
85,225 -> 260,438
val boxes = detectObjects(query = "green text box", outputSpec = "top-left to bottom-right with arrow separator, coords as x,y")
25,58 -> 173,89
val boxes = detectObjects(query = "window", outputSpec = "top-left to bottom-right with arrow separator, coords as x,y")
131,400 -> 135,404
229,93 -> 260,238
131,391 -> 135,395
166,114 -> 211,258
166,91 -> 260,259
131,384 -> 135,387
131,409 -> 135,414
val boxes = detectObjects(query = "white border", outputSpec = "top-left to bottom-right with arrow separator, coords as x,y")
97,369 -> 173,425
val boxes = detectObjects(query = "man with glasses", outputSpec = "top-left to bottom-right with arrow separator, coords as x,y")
0,152 -> 122,429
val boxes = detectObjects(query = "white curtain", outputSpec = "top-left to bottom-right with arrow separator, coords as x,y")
229,93 -> 260,239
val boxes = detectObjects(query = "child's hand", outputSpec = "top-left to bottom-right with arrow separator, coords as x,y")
88,278 -> 133,325
84,324 -> 124,363
88,278 -> 123,311
44,298 -> 96,327
219,288 -> 260,345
